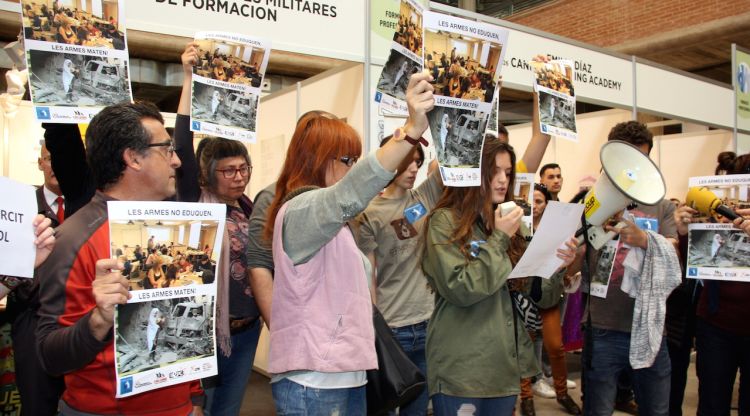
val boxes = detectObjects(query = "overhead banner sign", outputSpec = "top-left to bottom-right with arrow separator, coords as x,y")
126,0 -> 364,62
500,29 -> 633,108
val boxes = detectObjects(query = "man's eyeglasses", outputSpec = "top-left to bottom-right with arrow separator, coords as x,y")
147,140 -> 176,158
337,156 -> 358,167
215,165 -> 252,179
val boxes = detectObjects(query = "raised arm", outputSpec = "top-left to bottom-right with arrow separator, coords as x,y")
175,42 -> 201,202
519,91 -> 552,174
43,123 -> 94,216
282,73 -> 435,264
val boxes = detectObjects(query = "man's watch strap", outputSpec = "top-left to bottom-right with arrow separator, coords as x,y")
404,134 -> 429,147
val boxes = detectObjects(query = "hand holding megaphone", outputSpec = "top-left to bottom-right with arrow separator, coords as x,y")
604,214 -> 648,249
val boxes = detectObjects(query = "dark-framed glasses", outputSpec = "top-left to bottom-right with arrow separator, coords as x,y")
215,165 -> 252,179
338,156 -> 358,167
147,140 -> 176,158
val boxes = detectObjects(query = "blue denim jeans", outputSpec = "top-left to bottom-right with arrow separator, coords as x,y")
695,318 -> 750,416
271,378 -> 366,416
583,327 -> 671,416
204,319 -> 262,416
432,393 -> 516,416
387,320 -> 429,416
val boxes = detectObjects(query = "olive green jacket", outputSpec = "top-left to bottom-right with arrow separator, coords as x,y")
422,209 -> 539,398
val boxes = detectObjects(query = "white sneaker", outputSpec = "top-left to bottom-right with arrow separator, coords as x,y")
532,379 -> 556,399
544,375 -> 577,390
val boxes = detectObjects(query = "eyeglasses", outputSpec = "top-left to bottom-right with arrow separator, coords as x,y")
337,156 -> 358,167
215,165 -> 252,179
147,140 -> 176,158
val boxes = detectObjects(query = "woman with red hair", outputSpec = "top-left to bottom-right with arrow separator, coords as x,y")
264,73 -> 434,413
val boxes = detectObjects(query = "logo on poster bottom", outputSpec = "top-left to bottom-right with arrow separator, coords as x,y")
192,121 -> 201,130
36,107 -> 51,120
687,267 -> 698,277
120,376 -> 133,394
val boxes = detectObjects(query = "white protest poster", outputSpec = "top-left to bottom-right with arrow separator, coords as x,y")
190,32 -> 271,143
0,177 -> 37,279
21,0 -> 132,123
508,201 -> 583,279
513,173 -> 534,239
423,11 -> 508,187
108,201 -> 226,398
374,0 -> 424,116
686,174 -> 750,282
533,59 -> 577,141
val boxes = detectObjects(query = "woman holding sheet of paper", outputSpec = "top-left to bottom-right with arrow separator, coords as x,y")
421,138 -> 577,415
261,73 -> 433,412
176,43 -> 259,415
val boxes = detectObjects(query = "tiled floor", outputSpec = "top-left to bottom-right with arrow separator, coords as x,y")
239,351 -> 737,415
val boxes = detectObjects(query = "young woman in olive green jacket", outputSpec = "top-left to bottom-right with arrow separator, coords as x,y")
422,137 -> 577,415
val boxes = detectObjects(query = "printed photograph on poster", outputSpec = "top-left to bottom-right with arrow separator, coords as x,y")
20,0 -> 126,50
589,239 -> 618,298
514,173 -> 534,239
428,106 -> 488,167
376,50 -> 421,102
114,295 -> 215,376
533,60 -> 577,141
392,0 -> 423,57
684,174 -> 750,282
487,92 -> 499,135
423,12 -> 508,104
191,83 -> 258,132
27,50 -> 131,108
107,201 -> 225,397
375,0 -> 424,117
190,32 -> 271,142
21,0 -> 131,123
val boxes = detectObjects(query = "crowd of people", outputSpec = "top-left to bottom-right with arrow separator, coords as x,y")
23,1 -> 124,49
1,40 -> 749,416
393,13 -> 423,55
196,46 -> 263,88
426,48 -> 497,102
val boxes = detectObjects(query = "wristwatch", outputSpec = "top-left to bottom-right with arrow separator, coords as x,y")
0,275 -> 22,291
394,127 -> 429,146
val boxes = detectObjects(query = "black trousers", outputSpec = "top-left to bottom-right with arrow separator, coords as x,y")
12,309 -> 65,416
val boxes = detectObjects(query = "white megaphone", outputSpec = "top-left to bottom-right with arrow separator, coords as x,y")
577,140 -> 666,249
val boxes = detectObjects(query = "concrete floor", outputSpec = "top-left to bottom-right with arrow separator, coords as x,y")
239,351 -> 738,415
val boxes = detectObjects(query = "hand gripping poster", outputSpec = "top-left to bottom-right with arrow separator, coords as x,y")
375,0 -> 424,117
108,201 -> 226,398
686,175 -> 750,282
189,32 -> 270,143
532,59 -> 577,141
423,12 -> 508,187
20,0 -> 132,123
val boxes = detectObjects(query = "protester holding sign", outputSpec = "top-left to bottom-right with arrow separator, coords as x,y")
262,72 -> 433,413
0,213 -> 55,299
35,102 -> 205,415
177,42 -> 260,416
686,153 -> 750,416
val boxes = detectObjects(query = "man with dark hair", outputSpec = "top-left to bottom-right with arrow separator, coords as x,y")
35,101 -> 205,415
540,163 -> 563,201
584,120 -> 678,416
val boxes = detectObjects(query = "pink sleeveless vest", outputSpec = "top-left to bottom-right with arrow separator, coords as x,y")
268,202 -> 377,374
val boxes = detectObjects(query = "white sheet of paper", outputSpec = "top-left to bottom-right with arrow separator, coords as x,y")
508,201 -> 584,279
0,177 -> 38,278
